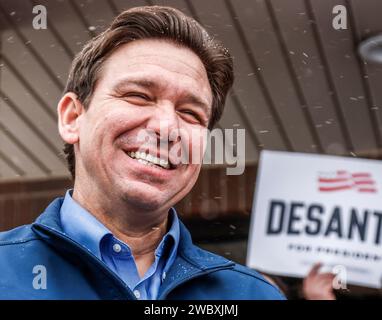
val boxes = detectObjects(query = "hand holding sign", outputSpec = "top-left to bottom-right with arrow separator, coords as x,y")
302,263 -> 336,300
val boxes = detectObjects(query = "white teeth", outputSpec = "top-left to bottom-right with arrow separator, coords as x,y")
127,151 -> 170,169
160,159 -> 168,167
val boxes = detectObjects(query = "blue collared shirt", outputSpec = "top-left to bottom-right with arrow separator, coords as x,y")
59,190 -> 180,300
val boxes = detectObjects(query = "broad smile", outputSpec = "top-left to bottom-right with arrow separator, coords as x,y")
126,151 -> 172,170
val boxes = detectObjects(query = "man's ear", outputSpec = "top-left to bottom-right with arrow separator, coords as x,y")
57,92 -> 85,144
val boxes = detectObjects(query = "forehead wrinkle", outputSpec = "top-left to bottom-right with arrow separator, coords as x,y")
126,52 -> 207,79
107,60 -> 208,87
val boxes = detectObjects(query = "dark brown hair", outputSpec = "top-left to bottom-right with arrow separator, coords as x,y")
63,5 -> 234,179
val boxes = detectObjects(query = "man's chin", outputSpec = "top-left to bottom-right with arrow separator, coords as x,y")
110,176 -> 182,211
119,189 -> 171,212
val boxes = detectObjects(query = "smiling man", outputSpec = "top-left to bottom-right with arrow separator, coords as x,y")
0,6 -> 284,300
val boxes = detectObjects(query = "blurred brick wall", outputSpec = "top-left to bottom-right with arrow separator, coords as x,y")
0,177 -> 72,231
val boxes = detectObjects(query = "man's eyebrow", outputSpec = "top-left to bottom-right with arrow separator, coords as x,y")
112,78 -> 159,92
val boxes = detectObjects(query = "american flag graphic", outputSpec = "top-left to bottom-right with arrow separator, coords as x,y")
318,170 -> 377,193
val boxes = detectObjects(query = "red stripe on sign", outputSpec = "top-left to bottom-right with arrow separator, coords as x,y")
358,188 -> 377,193
354,180 -> 375,185
319,177 -> 350,183
352,173 -> 371,178
319,185 -> 353,192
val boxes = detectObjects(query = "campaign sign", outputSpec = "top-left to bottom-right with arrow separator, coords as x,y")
246,150 -> 382,288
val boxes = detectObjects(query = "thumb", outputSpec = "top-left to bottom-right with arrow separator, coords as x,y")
307,262 -> 322,277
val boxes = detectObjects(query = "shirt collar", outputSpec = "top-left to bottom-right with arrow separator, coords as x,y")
59,190 -> 180,263
154,209 -> 180,270
60,190 -> 110,259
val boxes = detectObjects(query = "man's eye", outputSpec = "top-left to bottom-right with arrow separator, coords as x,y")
178,109 -> 204,124
126,93 -> 149,100
180,109 -> 197,117
122,93 -> 151,104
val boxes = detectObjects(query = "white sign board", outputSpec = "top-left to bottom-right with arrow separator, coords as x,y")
247,150 -> 382,288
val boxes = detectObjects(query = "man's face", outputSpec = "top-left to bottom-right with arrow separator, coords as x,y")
74,39 -> 213,211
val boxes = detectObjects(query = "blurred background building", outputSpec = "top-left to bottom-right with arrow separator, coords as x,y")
1,0 -> 382,298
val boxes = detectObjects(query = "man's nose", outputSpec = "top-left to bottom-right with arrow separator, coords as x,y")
145,103 -> 180,141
